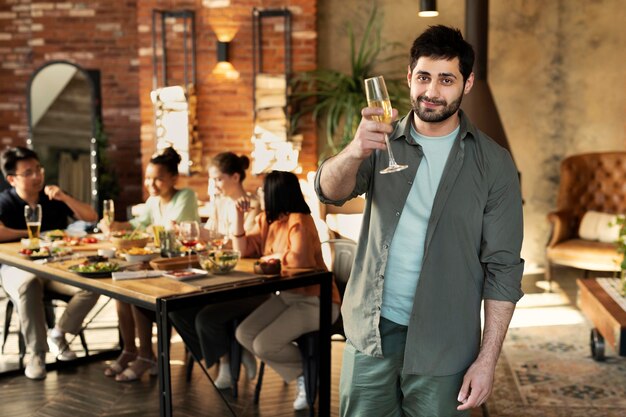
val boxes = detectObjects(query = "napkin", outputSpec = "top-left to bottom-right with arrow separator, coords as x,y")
112,270 -> 165,281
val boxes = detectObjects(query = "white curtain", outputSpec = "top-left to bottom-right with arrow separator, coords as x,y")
58,152 -> 91,203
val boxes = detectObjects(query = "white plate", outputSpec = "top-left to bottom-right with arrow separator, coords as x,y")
163,268 -> 208,281
65,229 -> 87,238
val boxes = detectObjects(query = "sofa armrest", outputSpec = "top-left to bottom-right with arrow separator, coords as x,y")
547,210 -> 575,247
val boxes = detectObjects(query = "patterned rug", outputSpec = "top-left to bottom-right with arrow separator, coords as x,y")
488,323 -> 626,416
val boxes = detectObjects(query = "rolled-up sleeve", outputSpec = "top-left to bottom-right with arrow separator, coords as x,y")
314,156 -> 373,206
480,149 -> 525,303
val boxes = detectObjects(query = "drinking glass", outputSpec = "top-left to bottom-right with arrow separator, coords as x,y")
24,204 -> 42,248
206,221 -> 229,250
152,224 -> 164,248
364,75 -> 408,174
102,199 -> 115,239
178,221 -> 200,268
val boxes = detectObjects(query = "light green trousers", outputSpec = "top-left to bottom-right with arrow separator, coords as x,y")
339,318 -> 470,417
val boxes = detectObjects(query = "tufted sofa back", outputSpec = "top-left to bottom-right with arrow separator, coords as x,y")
556,152 -> 626,239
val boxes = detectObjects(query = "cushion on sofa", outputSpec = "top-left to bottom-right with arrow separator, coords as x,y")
578,211 -> 621,243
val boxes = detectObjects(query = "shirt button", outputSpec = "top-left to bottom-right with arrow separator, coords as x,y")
408,180 -> 413,185
383,244 -> 389,249
395,211 -> 400,216
379,274 -> 384,280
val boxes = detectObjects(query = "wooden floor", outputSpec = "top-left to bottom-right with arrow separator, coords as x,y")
0,297 -> 485,417
0,295 -> 340,417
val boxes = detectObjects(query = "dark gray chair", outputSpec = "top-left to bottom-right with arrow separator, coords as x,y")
2,292 -> 90,367
253,239 -> 357,415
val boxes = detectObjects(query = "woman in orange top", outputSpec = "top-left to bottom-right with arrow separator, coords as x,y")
233,171 -> 341,411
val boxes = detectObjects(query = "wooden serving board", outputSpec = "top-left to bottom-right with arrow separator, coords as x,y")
150,255 -> 200,270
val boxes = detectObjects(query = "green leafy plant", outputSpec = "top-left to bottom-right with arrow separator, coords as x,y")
289,6 -> 411,158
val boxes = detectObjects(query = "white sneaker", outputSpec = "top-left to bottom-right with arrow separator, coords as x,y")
293,375 -> 308,410
214,363 -> 232,389
25,353 -> 46,380
47,329 -> 77,361
242,349 -> 257,380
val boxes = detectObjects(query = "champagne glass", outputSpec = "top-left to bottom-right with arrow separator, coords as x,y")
179,220 -> 200,268
102,199 -> 115,239
207,220 -> 229,250
364,75 -> 408,174
24,204 -> 42,248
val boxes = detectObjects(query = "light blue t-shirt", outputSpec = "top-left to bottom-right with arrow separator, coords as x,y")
381,124 -> 459,325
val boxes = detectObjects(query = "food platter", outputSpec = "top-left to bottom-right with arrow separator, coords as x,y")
68,261 -> 120,278
19,247 -> 51,260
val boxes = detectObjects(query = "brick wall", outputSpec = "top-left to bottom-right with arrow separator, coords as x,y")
137,0 -> 319,200
0,0 -> 318,215
0,0 -> 142,216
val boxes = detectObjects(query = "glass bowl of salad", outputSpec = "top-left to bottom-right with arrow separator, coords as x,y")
198,250 -> 240,274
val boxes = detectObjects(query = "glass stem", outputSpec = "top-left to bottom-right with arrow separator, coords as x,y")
384,133 -> 398,166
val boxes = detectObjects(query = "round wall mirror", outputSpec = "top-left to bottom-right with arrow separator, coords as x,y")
27,61 -> 98,208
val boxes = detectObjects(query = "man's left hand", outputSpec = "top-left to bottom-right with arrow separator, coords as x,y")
44,185 -> 67,202
456,357 -> 495,410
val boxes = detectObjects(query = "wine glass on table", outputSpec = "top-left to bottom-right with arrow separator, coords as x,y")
178,220 -> 200,269
102,199 -> 115,240
207,220 -> 230,251
364,75 -> 408,174
24,204 -> 42,248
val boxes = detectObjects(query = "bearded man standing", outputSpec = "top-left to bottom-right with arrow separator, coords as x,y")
315,25 -> 524,416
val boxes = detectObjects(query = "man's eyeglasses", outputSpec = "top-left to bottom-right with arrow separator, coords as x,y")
9,166 -> 45,179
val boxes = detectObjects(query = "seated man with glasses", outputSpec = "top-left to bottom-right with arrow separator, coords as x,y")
0,146 -> 99,380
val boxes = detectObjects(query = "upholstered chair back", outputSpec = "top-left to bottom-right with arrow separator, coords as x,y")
555,152 -> 626,240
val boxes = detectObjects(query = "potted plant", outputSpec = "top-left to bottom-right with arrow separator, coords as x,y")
289,6 -> 411,159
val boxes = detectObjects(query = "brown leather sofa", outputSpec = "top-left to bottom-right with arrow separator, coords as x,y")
546,152 -> 626,285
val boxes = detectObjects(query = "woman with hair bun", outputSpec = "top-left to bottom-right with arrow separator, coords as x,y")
202,152 -> 260,239
102,147 -> 200,382
170,151 -> 264,390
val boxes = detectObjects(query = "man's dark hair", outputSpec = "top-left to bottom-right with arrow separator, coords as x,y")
263,170 -> 311,224
409,25 -> 475,81
1,146 -> 40,177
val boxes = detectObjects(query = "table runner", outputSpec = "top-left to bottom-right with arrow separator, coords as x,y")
596,277 -> 626,311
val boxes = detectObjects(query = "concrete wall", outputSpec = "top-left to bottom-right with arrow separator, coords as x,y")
318,0 -> 626,269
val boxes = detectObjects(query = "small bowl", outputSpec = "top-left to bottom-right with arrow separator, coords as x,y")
198,250 -> 240,274
97,248 -> 116,258
123,252 -> 159,263
254,259 -> 282,275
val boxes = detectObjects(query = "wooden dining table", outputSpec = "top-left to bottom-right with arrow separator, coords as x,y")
0,241 -> 333,417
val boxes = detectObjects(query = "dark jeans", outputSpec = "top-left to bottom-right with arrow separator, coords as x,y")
169,295 -> 268,368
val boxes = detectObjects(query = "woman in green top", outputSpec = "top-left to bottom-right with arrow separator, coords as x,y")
102,147 -> 200,382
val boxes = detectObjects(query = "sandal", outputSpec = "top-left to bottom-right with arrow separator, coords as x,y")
115,356 -> 158,382
104,350 -> 137,377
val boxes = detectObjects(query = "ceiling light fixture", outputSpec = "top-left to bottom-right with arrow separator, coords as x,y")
419,0 -> 439,17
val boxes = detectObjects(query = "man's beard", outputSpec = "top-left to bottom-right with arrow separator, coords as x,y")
411,93 -> 463,123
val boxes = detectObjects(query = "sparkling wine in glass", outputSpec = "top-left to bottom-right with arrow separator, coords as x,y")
209,219 -> 231,250
102,199 -> 114,239
24,204 -> 42,248
364,76 -> 408,174
179,221 -> 200,268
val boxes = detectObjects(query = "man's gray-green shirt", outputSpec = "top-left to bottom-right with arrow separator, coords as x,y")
314,110 -> 524,376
